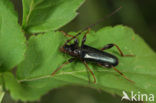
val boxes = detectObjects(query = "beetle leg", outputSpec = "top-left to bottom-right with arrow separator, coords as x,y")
100,44 -> 114,50
63,28 -> 90,46
81,28 -> 90,46
83,61 -> 96,84
112,66 -> 135,84
101,43 -> 135,57
51,58 -> 75,76
64,28 -> 90,45
74,38 -> 79,47
98,63 -> 135,84
59,31 -> 74,37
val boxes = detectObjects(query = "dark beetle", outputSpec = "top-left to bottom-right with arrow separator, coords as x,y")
61,42 -> 118,68
51,7 -> 135,83
51,29 -> 134,83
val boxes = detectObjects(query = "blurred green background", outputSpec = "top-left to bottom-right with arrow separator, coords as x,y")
2,0 -> 156,103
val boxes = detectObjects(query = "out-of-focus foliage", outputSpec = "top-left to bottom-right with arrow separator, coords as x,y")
1,0 -> 156,103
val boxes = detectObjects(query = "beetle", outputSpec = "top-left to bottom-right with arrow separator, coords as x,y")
51,7 -> 135,84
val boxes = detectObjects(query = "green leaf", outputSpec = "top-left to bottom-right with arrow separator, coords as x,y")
22,0 -> 84,33
0,0 -> 26,71
6,25 -> 156,101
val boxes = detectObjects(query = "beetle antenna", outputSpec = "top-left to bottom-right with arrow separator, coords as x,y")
82,6 -> 122,32
64,6 -> 122,45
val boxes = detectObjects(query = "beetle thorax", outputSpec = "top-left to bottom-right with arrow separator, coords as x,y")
60,44 -> 81,57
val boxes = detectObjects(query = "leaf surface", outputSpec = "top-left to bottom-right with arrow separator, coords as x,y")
4,25 -> 156,101
0,0 -> 26,71
22,0 -> 84,33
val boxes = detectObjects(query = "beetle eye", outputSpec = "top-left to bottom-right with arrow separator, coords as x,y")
74,49 -> 80,54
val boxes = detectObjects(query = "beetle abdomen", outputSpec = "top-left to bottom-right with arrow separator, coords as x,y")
81,45 -> 118,67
